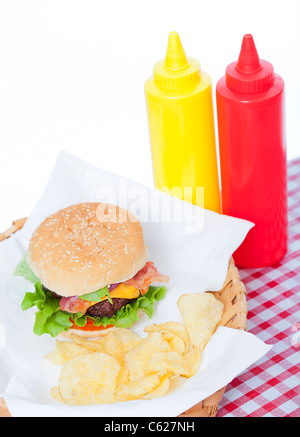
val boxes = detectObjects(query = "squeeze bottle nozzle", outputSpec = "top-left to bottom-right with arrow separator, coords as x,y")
164,32 -> 188,70
236,34 -> 261,73
225,34 -> 274,93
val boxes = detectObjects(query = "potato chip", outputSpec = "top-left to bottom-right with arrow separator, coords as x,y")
71,334 -> 124,365
59,352 -> 120,406
51,386 -> 63,403
182,348 -> 202,377
123,332 -> 171,381
144,322 -> 190,354
144,328 -> 186,354
177,293 -> 224,351
111,328 -> 142,354
45,340 -> 96,365
142,372 -> 174,400
116,366 -> 129,386
116,372 -> 171,402
166,336 -> 185,354
71,328 -> 142,365
145,351 -> 190,376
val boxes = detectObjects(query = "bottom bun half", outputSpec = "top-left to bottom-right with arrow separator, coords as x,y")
58,326 -> 116,340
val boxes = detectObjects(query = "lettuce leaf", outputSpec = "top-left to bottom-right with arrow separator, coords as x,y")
14,252 -> 39,284
21,282 -> 72,337
21,282 -> 167,337
80,287 -> 112,304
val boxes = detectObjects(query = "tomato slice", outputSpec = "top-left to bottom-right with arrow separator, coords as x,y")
70,318 -> 113,332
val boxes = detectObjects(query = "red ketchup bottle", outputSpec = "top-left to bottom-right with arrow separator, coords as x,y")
216,34 -> 287,268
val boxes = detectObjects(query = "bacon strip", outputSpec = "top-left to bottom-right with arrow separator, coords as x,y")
59,296 -> 92,314
124,261 -> 169,295
59,261 -> 169,314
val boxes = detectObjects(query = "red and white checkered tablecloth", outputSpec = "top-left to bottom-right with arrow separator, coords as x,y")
216,157 -> 300,417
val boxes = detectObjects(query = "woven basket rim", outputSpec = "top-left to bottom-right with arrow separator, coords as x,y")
0,218 -> 247,418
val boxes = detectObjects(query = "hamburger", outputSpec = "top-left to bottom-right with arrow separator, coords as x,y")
18,202 -> 169,338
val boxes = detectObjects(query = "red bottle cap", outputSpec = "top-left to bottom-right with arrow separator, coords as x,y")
226,34 -> 274,93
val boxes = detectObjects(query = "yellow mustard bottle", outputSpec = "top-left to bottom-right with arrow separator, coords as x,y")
145,32 -> 221,213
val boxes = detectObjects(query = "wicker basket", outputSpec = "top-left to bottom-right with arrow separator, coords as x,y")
0,218 -> 247,418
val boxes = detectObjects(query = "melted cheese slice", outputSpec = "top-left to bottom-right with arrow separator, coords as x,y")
100,284 -> 140,302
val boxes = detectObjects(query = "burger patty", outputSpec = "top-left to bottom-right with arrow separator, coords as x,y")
45,287 -> 135,318
86,298 -> 134,318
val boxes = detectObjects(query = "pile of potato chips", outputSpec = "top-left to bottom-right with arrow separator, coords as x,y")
46,293 -> 224,406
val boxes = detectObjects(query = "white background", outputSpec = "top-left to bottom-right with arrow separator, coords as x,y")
0,0 -> 299,231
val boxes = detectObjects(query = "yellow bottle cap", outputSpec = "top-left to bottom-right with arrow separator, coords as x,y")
153,32 -> 201,90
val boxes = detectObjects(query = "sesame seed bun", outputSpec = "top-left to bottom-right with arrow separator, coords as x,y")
27,202 -> 148,297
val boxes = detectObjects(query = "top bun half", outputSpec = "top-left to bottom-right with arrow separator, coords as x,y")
28,202 -> 148,297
